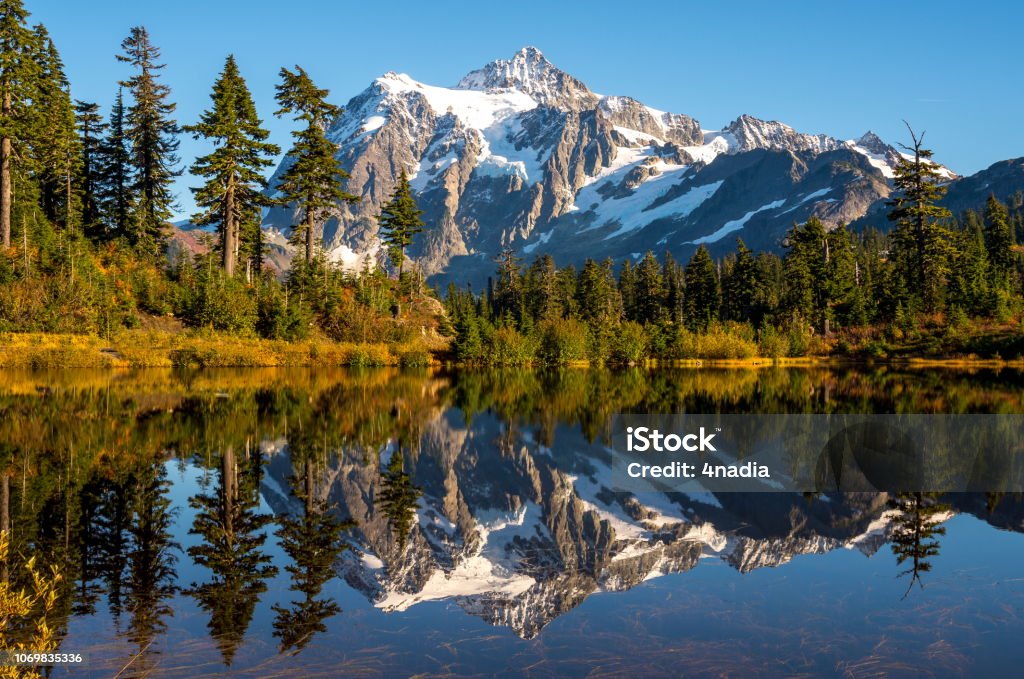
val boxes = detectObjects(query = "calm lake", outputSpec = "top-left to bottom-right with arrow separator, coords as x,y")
2,367 -> 1023,677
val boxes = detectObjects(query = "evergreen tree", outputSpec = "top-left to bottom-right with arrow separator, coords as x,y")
453,311 -> 484,361
983,194 -> 1014,289
887,125 -> 953,311
684,245 -> 720,330
74,100 -> 106,237
576,257 -> 621,325
30,25 -> 80,231
117,26 -> 180,257
947,212 -> 989,313
635,251 -> 665,323
524,254 -> 559,322
491,248 -> 524,326
274,65 -> 357,265
186,55 -> 279,277
825,222 -> 857,330
378,169 -> 424,283
97,89 -> 133,237
0,0 -> 39,248
783,217 -> 851,332
663,251 -> 684,323
125,462 -> 179,656
618,259 -> 639,322
723,238 -> 757,322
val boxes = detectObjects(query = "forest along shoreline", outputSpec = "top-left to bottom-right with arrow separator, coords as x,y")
2,4 -> 1024,371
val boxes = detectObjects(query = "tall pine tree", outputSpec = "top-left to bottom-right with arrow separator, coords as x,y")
887,125 -> 952,312
186,55 -> 279,277
31,25 -> 80,232
0,0 -> 38,248
118,26 -> 179,257
635,251 -> 665,324
274,66 -> 357,265
983,194 -> 1014,290
684,245 -> 720,330
723,238 -> 757,322
75,100 -> 106,237
378,169 -> 424,282
98,89 -> 133,237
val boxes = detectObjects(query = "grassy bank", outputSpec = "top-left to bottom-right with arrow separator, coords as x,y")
4,314 -> 1024,370
0,330 -> 444,369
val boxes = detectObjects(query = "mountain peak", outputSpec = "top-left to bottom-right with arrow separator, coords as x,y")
854,130 -> 889,154
725,114 -> 840,154
455,46 -> 596,109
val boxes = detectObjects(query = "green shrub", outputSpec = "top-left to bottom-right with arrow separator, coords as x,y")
672,322 -> 758,359
611,321 -> 647,364
398,347 -> 431,368
453,314 -> 485,362
489,326 -> 536,366
785,320 -> 812,357
537,317 -> 588,365
757,324 -> 787,359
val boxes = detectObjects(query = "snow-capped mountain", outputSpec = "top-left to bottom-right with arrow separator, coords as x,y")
261,47 -> 951,283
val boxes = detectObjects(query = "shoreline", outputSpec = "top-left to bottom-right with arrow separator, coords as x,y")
1,331 -> 1022,370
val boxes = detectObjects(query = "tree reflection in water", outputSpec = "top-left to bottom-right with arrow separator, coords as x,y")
272,437 -> 353,654
187,442 -> 277,665
888,492 -> 950,596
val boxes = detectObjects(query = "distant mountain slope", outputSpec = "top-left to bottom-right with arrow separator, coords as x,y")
260,46 -> 951,285
850,156 -> 1024,232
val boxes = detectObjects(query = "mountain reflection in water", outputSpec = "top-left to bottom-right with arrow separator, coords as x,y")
1,367 -> 1022,677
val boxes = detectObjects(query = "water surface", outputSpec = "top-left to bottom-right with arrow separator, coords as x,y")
2,367 -> 1023,677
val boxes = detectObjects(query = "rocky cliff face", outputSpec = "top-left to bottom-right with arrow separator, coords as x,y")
259,47 -> 941,286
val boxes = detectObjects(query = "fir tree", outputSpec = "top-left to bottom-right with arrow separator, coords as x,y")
947,212 -> 989,313
524,254 -> 559,322
491,248 -> 524,326
684,245 -> 720,330
274,65 -> 357,265
378,169 -> 424,283
576,257 -> 621,325
635,251 -> 665,323
887,125 -> 953,311
983,194 -> 1014,289
825,222 -> 857,331
723,238 -> 757,322
618,259 -> 639,322
663,251 -> 684,323
0,0 -> 39,248
30,25 -> 80,231
74,100 -> 106,237
117,26 -> 180,257
186,55 -> 279,277
98,89 -> 133,237
888,492 -> 948,597
272,445 -> 352,654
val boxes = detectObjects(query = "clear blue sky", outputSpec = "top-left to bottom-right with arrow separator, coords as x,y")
30,0 -> 1024,219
